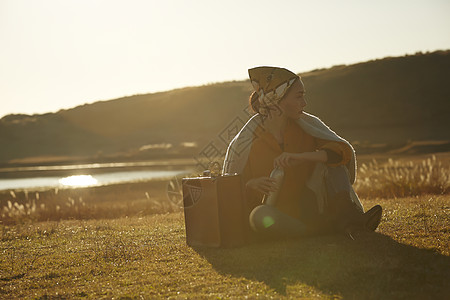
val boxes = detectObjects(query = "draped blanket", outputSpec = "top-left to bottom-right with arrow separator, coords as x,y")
222,112 -> 364,213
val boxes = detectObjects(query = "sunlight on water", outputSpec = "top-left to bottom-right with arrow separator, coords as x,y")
0,170 -> 189,191
59,175 -> 98,187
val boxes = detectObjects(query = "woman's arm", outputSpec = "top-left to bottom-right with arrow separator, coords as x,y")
316,140 -> 352,167
273,150 -> 327,168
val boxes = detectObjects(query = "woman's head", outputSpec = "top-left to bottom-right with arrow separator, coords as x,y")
278,78 -> 307,120
248,66 -> 306,119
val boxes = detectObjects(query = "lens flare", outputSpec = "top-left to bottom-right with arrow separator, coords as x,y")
262,216 -> 275,228
59,175 -> 98,187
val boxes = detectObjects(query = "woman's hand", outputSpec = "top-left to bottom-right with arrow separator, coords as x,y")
274,150 -> 328,168
273,152 -> 306,168
246,177 -> 278,195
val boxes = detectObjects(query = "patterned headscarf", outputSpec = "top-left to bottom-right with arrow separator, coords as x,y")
248,66 -> 299,115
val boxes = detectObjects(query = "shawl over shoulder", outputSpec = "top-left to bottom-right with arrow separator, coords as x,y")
222,112 -> 364,212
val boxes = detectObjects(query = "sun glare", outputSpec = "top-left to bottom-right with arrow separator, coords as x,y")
59,175 -> 98,187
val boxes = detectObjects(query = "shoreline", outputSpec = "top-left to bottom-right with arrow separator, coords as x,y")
0,158 -> 197,179
0,157 -> 197,173
0,178 -> 182,225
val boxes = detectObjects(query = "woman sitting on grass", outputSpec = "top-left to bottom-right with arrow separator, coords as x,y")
222,66 -> 382,239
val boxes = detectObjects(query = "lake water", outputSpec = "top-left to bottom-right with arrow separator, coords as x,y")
0,169 -> 190,191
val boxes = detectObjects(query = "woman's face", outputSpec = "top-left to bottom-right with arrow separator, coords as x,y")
278,79 -> 307,120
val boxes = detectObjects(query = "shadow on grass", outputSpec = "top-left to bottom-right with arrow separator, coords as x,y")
194,232 -> 450,299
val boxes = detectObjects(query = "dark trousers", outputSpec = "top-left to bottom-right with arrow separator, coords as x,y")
249,165 -> 361,238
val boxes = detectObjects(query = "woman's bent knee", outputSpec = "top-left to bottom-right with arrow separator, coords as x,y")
249,205 -> 308,237
326,165 -> 352,196
249,205 -> 277,233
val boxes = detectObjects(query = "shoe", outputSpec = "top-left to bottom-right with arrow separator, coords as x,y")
363,205 -> 382,231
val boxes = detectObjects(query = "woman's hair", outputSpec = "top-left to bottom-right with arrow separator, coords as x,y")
249,91 -> 261,114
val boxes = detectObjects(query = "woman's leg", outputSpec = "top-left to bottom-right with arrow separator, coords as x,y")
325,166 -> 358,208
325,166 -> 382,233
249,205 -> 308,238
325,166 -> 364,232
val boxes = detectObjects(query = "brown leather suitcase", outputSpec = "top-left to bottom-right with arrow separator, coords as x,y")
182,174 -> 248,247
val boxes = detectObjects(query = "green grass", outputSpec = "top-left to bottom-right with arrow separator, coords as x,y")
1,195 -> 449,299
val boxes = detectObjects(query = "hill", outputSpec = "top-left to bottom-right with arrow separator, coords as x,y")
1,50 -> 449,165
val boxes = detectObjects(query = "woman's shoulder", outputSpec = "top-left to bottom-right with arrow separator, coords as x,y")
298,112 -> 329,128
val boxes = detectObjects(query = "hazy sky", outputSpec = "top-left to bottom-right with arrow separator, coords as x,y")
1,0 -> 449,118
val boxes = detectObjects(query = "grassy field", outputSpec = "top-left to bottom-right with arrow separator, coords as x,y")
1,196 -> 449,299
1,154 -> 449,299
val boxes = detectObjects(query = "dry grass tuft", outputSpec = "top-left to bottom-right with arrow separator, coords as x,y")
355,155 -> 449,199
0,180 -> 180,225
